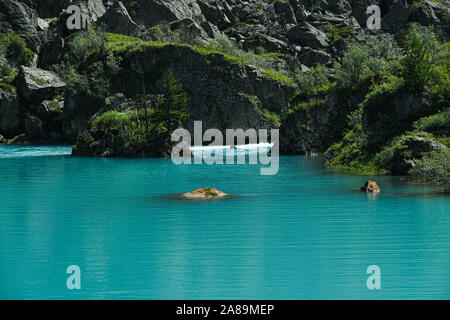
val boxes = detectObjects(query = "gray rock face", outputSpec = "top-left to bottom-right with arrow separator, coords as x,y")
363,93 -> 432,129
0,0 -> 41,51
133,0 -> 204,28
80,0 -> 107,24
115,44 -> 296,133
274,0 -> 297,28
281,97 -> 337,154
280,85 -> 369,154
243,34 -> 290,54
409,0 -> 449,26
0,86 -> 21,138
18,0 -> 70,18
299,47 -> 331,66
98,1 -> 140,36
382,0 -> 410,32
406,136 -> 446,157
17,66 -> 66,102
168,18 -> 210,43
24,113 -> 44,139
287,22 -> 328,49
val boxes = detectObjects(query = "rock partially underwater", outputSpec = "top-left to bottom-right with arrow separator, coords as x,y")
361,181 -> 381,193
181,188 -> 230,200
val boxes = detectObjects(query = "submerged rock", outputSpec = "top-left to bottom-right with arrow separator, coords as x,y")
182,188 -> 229,200
361,180 -> 381,193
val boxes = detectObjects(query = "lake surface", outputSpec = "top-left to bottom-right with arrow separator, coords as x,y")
0,145 -> 449,299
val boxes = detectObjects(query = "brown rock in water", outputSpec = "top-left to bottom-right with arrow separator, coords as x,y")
182,188 -> 228,199
361,181 -> 381,193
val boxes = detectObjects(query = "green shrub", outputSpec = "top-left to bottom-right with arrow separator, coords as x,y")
91,110 -> 130,132
75,132 -> 94,154
334,35 -> 401,86
143,25 -> 185,44
413,108 -> 450,133
373,131 -> 433,169
402,30 -> 433,89
0,33 -> 34,66
67,26 -> 107,61
360,75 -> 405,109
54,53 -> 122,113
0,62 -> 13,77
83,73 -> 189,156
409,149 -> 450,185
294,65 -> 329,94
199,35 -> 288,74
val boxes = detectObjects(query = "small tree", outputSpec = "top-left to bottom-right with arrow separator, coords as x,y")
155,72 -> 188,131
402,31 -> 432,89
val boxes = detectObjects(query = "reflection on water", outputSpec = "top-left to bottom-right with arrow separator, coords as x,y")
0,146 -> 449,299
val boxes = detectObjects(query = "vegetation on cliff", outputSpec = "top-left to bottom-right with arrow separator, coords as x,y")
323,24 -> 449,187
73,72 -> 188,157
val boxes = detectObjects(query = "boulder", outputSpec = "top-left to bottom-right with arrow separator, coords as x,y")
244,34 -> 290,54
98,1 -> 140,36
200,21 -> 223,39
182,188 -> 229,199
274,0 -> 297,28
361,180 -> 381,192
168,18 -> 210,43
16,66 -> 66,102
409,0 -> 449,26
299,47 -> 331,66
287,22 -> 328,49
0,134 -> 6,143
133,0 -> 204,29
0,85 -> 21,138
389,137 -> 445,175
197,0 -> 236,29
406,136 -> 446,158
80,0 -> 107,25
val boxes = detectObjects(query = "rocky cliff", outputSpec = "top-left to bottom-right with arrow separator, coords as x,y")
0,0 -> 449,183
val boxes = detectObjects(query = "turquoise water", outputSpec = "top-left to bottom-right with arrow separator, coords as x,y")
0,145 -> 449,300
